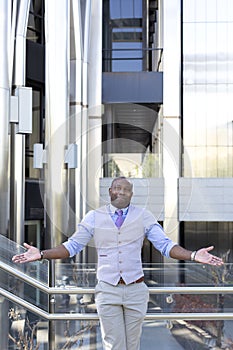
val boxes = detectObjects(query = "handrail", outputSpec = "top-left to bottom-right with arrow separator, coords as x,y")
0,287 -> 97,320
1,287 -> 233,321
1,259 -> 233,295
102,48 -> 163,52
102,47 -> 163,71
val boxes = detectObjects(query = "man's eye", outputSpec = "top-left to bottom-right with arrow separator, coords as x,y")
113,185 -> 131,192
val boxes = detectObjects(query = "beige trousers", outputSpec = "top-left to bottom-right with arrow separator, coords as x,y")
95,281 -> 149,350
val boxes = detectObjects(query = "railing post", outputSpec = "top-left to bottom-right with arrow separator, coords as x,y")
48,296 -> 56,350
48,260 -> 56,349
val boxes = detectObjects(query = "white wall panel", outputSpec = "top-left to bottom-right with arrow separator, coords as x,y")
179,178 -> 233,221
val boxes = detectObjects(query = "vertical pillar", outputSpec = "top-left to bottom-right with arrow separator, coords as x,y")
44,1 -> 70,349
10,0 -> 30,245
80,0 -> 91,222
0,4 -> 11,349
162,0 -> 181,249
87,0 -> 103,211
44,0 -> 70,247
0,0 -> 10,237
70,0 -> 83,263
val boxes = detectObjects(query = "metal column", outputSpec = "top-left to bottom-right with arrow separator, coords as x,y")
44,1 -> 70,348
0,4 -> 11,349
10,0 -> 31,244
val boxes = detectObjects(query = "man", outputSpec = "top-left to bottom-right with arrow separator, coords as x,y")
12,177 -> 223,350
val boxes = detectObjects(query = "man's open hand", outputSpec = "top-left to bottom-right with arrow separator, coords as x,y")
195,246 -> 223,266
12,243 -> 41,263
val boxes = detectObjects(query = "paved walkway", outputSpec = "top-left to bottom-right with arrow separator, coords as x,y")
91,320 -> 184,349
140,321 -> 184,350
91,319 -> 233,350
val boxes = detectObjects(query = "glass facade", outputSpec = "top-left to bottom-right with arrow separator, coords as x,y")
182,0 -> 233,177
182,221 -> 233,261
103,0 -> 143,72
27,0 -> 44,44
102,1 -> 161,178
102,103 -> 161,178
2,1 -> 233,348
103,0 -> 161,72
182,1 -> 233,271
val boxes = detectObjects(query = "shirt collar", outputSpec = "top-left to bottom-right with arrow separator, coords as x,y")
109,204 -> 129,215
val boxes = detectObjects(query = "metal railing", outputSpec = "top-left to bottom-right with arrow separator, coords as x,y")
1,235 -> 233,349
102,47 -> 163,72
1,258 -> 233,321
1,285 -> 233,322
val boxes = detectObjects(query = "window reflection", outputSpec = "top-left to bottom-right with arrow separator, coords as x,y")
183,221 -> 233,260
103,0 -> 143,72
102,103 -> 162,178
27,0 -> 44,44
103,0 -> 161,72
182,0 -> 233,177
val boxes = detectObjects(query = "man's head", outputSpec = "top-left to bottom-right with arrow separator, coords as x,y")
109,177 -> 133,209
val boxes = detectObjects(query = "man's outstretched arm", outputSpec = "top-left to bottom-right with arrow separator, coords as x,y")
12,242 -> 70,263
170,245 -> 223,266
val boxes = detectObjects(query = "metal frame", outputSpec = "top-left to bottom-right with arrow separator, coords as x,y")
1,259 -> 233,321
2,286 -> 233,321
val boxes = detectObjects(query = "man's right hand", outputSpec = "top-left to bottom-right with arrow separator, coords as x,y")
12,243 -> 41,263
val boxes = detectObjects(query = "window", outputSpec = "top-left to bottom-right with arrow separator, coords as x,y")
103,0 -> 159,72
182,0 -> 233,177
27,0 -> 44,44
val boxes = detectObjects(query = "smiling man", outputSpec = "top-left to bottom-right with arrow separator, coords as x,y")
12,176 -> 223,350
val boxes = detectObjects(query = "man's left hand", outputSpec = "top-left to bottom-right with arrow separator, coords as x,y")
195,246 -> 224,266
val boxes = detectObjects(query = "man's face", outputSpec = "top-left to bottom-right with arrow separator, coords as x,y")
109,178 -> 133,209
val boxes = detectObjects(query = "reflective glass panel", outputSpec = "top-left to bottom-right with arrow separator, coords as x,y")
182,0 -> 233,177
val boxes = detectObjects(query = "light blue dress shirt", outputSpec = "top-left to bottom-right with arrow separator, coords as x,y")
63,204 -> 177,259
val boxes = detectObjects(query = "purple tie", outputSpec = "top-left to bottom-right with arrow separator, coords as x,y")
115,209 -> 124,228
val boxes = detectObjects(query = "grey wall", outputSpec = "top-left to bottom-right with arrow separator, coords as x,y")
102,72 -> 163,103
179,178 -> 233,221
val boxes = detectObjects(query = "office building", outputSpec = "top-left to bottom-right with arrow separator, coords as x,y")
0,0 -> 233,348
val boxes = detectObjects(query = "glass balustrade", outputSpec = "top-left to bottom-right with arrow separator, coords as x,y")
1,233 -> 233,349
0,234 -> 49,284
4,299 -> 233,349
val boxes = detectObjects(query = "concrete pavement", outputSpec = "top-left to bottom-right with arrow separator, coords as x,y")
91,320 -> 184,349
140,321 -> 184,350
